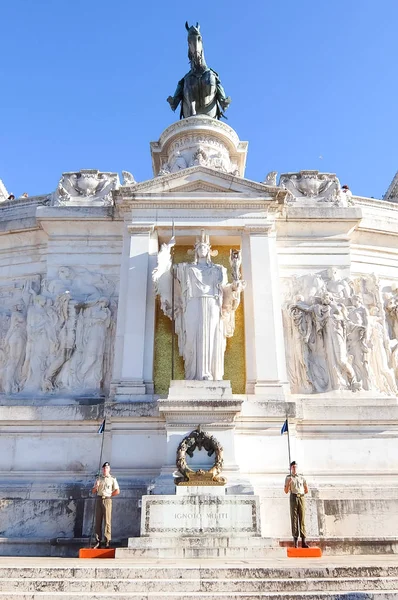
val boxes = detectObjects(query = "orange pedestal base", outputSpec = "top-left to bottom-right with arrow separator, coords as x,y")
79,548 -> 115,559
287,547 -> 322,558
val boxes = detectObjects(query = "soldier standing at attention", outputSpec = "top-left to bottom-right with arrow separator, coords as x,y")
284,460 -> 309,548
92,461 -> 120,548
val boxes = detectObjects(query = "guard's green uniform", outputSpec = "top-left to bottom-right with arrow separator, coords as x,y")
285,473 -> 307,538
94,474 -> 119,544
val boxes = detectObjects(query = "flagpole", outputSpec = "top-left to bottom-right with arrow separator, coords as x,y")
286,414 -> 292,470
171,219 -> 175,382
89,418 -> 106,548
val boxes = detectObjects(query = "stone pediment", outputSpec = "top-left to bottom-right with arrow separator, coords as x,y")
117,167 -> 284,199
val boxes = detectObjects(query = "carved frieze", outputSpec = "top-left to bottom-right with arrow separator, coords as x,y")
0,268 -> 117,396
282,270 -> 398,395
158,138 -> 239,177
150,115 -> 248,177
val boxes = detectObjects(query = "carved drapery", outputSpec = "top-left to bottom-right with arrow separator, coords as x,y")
152,245 -> 246,394
153,234 -> 245,382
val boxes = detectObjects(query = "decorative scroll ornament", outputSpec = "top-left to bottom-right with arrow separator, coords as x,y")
174,426 -> 226,486
121,171 -> 136,186
263,171 -> 277,186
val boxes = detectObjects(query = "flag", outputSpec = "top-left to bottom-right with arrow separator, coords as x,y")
97,419 -> 106,434
281,419 -> 288,435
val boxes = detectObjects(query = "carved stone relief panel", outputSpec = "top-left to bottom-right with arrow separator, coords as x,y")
282,270 -> 398,395
158,136 -> 239,177
0,268 -> 118,397
279,171 -> 354,207
383,282 -> 398,382
52,170 -> 120,206
150,116 -> 248,177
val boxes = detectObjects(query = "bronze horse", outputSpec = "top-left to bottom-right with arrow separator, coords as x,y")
167,22 -> 231,120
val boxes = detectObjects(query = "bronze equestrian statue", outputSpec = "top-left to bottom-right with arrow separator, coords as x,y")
167,22 -> 231,120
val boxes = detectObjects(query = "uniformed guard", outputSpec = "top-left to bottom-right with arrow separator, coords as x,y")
284,460 -> 309,548
92,461 -> 120,548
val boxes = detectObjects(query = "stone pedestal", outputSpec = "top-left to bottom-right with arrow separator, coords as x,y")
141,487 -> 260,537
117,486 -> 285,559
150,115 -> 248,178
153,381 -> 251,494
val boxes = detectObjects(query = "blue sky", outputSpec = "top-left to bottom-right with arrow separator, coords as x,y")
1,0 -> 397,198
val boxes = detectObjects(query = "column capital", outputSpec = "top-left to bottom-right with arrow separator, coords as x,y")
127,223 -> 154,235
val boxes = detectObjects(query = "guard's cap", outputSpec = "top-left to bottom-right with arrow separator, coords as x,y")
102,462 -> 110,468
290,461 -> 297,467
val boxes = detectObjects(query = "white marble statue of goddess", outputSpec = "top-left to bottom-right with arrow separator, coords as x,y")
153,231 -> 245,381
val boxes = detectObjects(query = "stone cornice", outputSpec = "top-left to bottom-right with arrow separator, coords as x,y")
118,198 -> 280,212
152,116 -> 243,149
115,166 -> 277,196
283,205 -> 363,221
127,224 -> 155,235
354,195 -> 398,211
244,224 -> 274,235
0,195 -> 49,221
0,194 -> 49,210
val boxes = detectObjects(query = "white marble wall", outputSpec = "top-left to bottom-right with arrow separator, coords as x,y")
0,144 -> 398,554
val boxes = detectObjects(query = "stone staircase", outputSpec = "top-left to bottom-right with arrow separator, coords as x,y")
1,560 -> 398,598
116,536 -> 285,559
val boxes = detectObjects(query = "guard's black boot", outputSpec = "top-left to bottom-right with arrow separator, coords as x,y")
301,537 -> 309,548
293,537 -> 298,548
105,541 -> 110,548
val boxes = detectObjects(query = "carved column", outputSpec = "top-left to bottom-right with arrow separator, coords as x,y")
111,223 -> 156,400
242,224 -> 289,398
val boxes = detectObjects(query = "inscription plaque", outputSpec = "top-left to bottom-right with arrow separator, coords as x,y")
141,494 -> 261,537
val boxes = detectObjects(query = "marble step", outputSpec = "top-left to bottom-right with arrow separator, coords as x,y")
0,592 -> 398,600
122,535 -> 285,560
116,546 -> 285,559
1,576 -> 398,593
2,565 -> 398,579
126,536 -> 277,548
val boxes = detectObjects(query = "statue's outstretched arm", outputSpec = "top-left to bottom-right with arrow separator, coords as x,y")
167,78 -> 184,112
152,238 -> 175,319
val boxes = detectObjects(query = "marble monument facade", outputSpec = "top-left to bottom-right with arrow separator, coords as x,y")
0,116 -> 398,554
